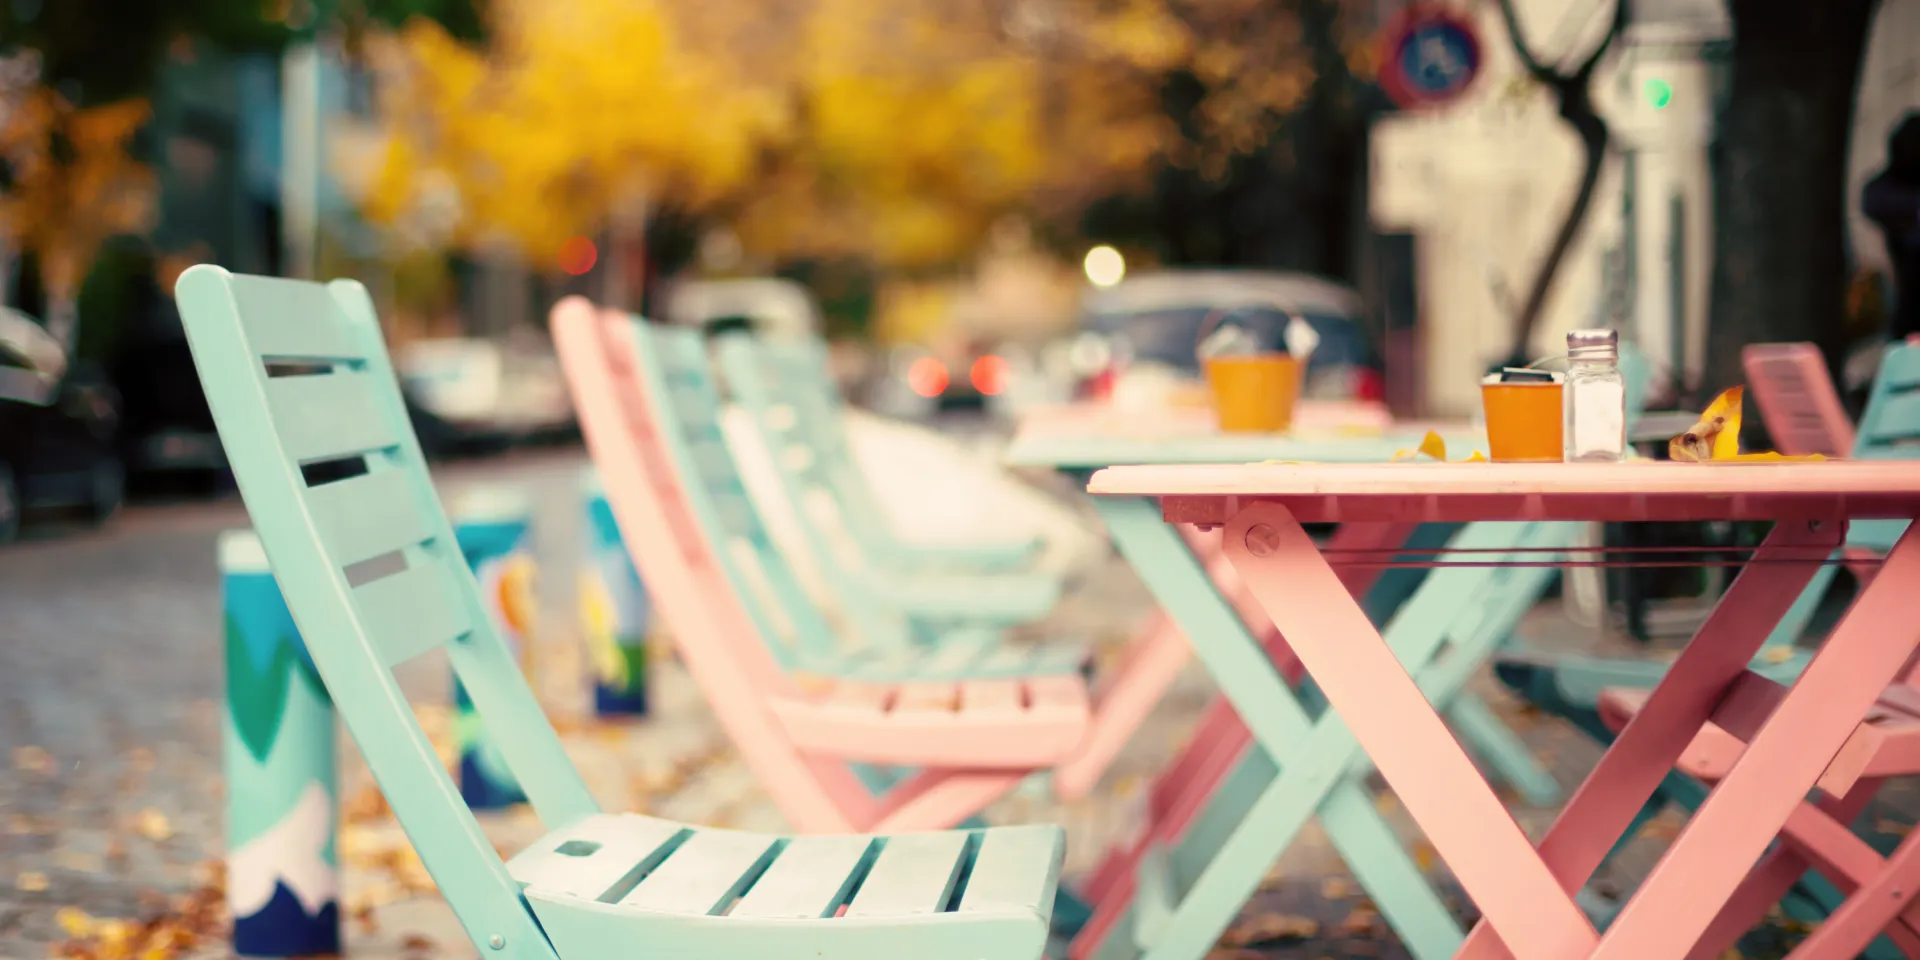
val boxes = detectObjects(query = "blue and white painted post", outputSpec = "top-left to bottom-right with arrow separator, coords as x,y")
579,468 -> 650,717
450,488 -> 535,810
221,530 -> 341,958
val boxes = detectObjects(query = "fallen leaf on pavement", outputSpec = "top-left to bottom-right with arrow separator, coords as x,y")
1219,913 -> 1319,946
1413,841 -> 1438,873
134,809 -> 172,842
16,870 -> 49,892
400,933 -> 436,952
1339,904 -> 1381,936
1874,818 -> 1912,838
55,907 -> 97,938
14,745 -> 55,775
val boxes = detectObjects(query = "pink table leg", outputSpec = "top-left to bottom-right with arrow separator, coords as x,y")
1588,522 -> 1920,958
1073,521 -> 1415,958
1224,503 -> 1599,958
1447,517 -> 1843,958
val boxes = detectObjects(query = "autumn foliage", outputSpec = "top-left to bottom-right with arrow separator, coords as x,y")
358,0 -> 1365,271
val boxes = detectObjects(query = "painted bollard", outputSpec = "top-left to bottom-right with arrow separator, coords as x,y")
580,468 -> 650,716
451,488 -> 538,810
222,530 -> 341,958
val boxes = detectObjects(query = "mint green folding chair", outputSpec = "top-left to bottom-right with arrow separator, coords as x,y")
716,334 -> 1061,642
739,333 -> 1046,573
173,266 -> 1066,960
652,325 -> 1089,682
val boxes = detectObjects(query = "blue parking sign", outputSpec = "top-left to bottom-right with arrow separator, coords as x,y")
1380,4 -> 1483,110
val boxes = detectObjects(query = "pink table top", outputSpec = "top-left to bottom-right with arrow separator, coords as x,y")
1088,459 -> 1920,524
1016,399 -> 1404,437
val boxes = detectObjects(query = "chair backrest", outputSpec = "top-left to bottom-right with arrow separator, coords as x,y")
1855,340 -> 1920,460
551,299 -> 875,830
634,326 -> 846,665
752,336 -> 895,539
714,333 -> 869,563
172,266 -> 593,956
1619,341 -> 1652,437
1742,343 -> 1856,457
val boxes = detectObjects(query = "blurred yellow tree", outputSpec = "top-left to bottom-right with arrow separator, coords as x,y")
0,87 -> 156,348
359,0 -> 790,268
360,0 -> 1378,271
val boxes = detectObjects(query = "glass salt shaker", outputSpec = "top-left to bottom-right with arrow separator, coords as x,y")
1563,328 -> 1626,462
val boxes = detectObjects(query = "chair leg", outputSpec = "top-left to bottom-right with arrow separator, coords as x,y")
1788,841 -> 1920,957
1444,693 -> 1561,806
1682,781 -> 1883,960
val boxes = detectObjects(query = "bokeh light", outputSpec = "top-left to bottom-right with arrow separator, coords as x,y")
1643,77 -> 1673,109
907,356 -> 949,397
970,354 -> 1008,395
558,236 -> 598,276
1083,245 -> 1126,287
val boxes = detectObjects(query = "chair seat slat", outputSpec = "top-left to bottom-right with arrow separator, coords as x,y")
618,828 -> 780,916
507,814 -> 686,902
729,835 -> 874,919
843,832 -> 970,918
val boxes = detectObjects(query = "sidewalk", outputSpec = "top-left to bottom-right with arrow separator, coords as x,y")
24,557 -> 1871,960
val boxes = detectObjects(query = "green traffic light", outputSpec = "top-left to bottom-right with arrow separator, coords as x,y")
1644,77 -> 1674,109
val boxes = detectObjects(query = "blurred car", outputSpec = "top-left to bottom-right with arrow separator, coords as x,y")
662,277 -> 822,340
394,330 -> 576,455
112,333 -> 226,484
0,307 -> 125,540
1069,269 -> 1386,404
864,337 -> 1076,424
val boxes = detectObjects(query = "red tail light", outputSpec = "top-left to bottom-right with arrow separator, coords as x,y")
1082,368 -> 1117,401
907,357 -> 949,398
1353,367 -> 1386,402
970,355 -> 1009,395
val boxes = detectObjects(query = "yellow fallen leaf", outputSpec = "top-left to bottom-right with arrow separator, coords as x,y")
1761,646 -> 1796,664
15,870 -> 48,892
1338,904 -> 1381,935
1391,431 -> 1487,463
1219,912 -> 1320,946
13,745 -> 55,775
1413,841 -> 1438,873
55,906 -> 96,938
134,808 -> 173,842
1874,818 -> 1912,837
1669,387 -> 1827,462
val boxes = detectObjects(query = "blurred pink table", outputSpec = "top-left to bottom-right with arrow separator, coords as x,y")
1088,460 -> 1920,959
1016,398 -> 1398,439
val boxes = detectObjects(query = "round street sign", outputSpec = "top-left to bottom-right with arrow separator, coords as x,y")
1378,3 -> 1483,110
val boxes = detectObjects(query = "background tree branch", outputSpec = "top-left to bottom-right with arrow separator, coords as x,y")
1490,0 -> 1628,368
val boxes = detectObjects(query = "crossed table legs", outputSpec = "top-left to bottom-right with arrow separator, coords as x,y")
1074,500 -> 1569,960
1223,501 -> 1920,958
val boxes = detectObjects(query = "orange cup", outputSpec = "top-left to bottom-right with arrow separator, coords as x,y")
1205,353 -> 1302,433
1480,379 -> 1564,462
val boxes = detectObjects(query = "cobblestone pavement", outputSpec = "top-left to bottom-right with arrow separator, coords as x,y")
0,448 -> 1898,959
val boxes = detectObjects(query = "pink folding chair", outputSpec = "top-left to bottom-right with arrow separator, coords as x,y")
553,298 -> 1197,833
1743,343 -> 1856,458
1599,661 -> 1920,959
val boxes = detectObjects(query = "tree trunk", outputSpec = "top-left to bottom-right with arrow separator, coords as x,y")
1704,0 -> 1877,414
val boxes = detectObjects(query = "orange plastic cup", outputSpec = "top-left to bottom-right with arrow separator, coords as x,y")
1480,379 -> 1564,462
1205,353 -> 1302,433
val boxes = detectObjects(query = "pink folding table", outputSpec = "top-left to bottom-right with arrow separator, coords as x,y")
1088,459 -> 1920,959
